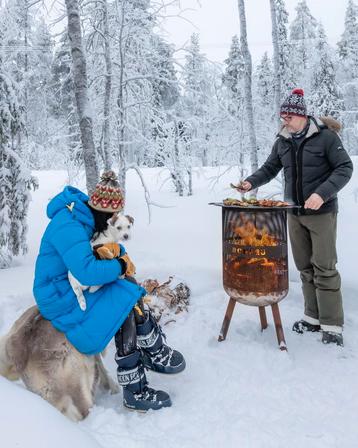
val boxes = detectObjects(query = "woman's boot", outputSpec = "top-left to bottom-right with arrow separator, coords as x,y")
115,350 -> 172,411
136,311 -> 186,374
115,309 -> 171,411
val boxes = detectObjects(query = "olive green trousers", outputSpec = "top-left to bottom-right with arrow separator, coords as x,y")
288,212 -> 343,330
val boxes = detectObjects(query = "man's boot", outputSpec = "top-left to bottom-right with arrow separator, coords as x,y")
115,350 -> 172,411
322,331 -> 344,347
136,312 -> 186,374
292,319 -> 321,334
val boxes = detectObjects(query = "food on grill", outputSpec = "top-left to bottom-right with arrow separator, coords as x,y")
223,197 -> 290,207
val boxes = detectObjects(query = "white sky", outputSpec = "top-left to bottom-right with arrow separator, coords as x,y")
43,0 -> 350,64
160,0 -> 349,63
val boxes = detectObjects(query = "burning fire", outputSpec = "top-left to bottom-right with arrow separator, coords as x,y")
234,221 -> 278,247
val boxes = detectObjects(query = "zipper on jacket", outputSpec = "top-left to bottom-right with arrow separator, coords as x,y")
296,134 -> 318,212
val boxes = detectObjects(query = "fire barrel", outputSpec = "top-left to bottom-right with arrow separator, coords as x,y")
211,203 -> 293,307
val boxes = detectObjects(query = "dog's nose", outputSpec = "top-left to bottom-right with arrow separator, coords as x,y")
123,234 -> 129,240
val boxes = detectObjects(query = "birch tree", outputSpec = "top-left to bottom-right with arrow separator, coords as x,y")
237,0 -> 258,173
64,0 -> 98,194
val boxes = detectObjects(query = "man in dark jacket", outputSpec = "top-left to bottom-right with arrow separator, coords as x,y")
238,88 -> 353,346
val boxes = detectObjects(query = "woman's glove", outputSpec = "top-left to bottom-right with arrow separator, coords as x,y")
118,253 -> 136,277
94,243 -> 121,260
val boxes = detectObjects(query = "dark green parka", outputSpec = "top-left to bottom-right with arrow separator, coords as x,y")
246,116 -> 353,215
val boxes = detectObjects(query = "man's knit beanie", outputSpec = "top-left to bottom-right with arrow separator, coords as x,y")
280,88 -> 307,117
88,171 -> 124,212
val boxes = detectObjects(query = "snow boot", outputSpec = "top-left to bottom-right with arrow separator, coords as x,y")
136,312 -> 186,374
322,331 -> 344,347
115,350 -> 172,411
292,319 -> 321,334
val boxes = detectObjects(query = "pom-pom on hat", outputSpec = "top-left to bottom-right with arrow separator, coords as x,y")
88,171 -> 124,213
280,88 -> 307,117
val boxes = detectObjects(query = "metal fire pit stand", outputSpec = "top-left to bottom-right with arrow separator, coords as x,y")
218,297 -> 287,351
210,202 -> 298,352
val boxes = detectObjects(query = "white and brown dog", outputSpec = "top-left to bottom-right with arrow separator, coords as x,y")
68,213 -> 134,311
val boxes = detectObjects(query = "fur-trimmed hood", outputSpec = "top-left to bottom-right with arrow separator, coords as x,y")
279,116 -> 341,139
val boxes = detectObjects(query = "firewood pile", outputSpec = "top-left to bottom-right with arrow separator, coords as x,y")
140,277 -> 190,324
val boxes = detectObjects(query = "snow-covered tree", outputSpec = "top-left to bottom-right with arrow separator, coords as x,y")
64,0 -> 99,194
270,0 -> 295,122
50,33 -> 82,176
25,18 -> 55,169
289,0 -> 318,89
221,35 -> 246,174
182,33 -> 212,168
0,65 -> 37,268
336,1 -> 358,154
337,0 -> 358,81
237,0 -> 258,173
311,24 -> 343,118
254,52 -> 277,158
222,35 -> 244,114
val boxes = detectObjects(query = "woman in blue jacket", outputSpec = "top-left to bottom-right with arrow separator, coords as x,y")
33,171 -> 185,411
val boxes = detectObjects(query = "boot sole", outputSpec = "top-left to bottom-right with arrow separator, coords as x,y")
144,359 -> 186,375
123,398 -> 172,412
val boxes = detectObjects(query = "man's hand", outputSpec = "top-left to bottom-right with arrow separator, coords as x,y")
304,193 -> 324,210
233,180 -> 252,193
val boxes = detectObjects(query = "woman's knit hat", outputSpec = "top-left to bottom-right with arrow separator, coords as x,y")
88,171 -> 124,212
280,88 -> 307,117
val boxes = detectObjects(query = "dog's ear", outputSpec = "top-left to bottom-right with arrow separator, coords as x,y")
108,213 -> 118,227
126,215 -> 134,225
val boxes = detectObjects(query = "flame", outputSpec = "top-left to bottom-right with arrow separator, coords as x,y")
234,221 -> 278,247
232,257 -> 275,271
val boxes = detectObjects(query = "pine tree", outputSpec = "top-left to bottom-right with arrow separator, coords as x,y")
290,0 -> 318,88
254,53 -> 277,160
275,0 -> 296,98
222,35 -> 246,173
311,24 -> 343,118
0,64 -> 37,268
222,35 -> 244,115
337,0 -> 358,80
255,52 -> 274,109
183,34 -> 209,122
182,33 -> 212,168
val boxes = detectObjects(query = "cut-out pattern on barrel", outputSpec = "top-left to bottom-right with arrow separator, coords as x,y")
222,208 -> 288,306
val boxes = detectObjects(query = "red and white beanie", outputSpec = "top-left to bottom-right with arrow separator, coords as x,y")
88,171 -> 124,212
280,88 -> 307,117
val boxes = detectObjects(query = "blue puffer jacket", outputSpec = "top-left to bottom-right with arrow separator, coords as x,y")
33,186 -> 146,355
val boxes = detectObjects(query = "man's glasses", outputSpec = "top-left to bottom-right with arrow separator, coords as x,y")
280,115 -> 294,122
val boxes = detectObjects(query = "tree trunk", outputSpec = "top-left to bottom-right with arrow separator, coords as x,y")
115,0 -> 127,195
270,0 -> 282,128
237,0 -> 258,173
102,0 -> 113,171
64,0 -> 99,194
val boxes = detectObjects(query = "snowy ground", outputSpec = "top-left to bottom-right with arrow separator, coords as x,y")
1,162 -> 358,448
